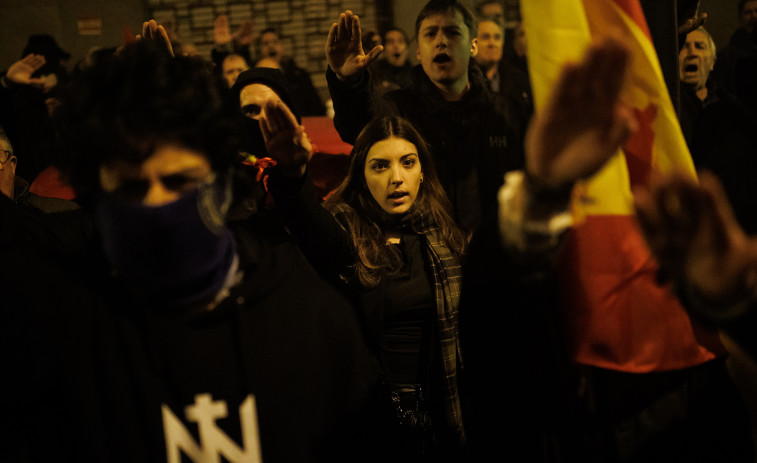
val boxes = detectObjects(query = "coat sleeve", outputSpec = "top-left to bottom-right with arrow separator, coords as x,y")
267,168 -> 355,281
326,67 -> 376,145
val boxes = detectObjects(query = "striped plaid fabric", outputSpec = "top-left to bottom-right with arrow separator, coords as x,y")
422,227 -> 465,443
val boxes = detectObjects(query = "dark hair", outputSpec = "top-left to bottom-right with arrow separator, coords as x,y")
415,0 -> 478,40
54,40 -> 240,199
361,30 -> 381,53
222,53 -> 253,69
231,67 -> 301,122
325,116 -> 468,287
255,27 -> 279,55
477,15 -> 504,32
382,27 -> 409,44
474,0 -> 503,18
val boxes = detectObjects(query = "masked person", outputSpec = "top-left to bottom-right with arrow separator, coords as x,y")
1,37 -> 380,462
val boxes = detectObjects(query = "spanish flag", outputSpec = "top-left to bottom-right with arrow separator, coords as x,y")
522,0 -> 724,371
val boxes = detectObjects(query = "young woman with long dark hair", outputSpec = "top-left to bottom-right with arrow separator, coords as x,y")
262,35 -> 638,461
264,108 -> 468,461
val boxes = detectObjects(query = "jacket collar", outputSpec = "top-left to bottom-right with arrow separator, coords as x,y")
408,63 -> 491,116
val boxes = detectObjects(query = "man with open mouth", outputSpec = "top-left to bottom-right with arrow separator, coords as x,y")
678,26 -> 716,103
678,26 -> 757,236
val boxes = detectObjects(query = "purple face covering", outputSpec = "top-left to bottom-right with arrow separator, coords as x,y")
95,180 -> 237,309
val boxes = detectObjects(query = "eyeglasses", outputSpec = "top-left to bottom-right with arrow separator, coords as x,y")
0,150 -> 13,164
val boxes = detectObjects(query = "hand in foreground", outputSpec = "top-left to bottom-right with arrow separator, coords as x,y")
4,54 -> 47,89
260,101 -> 313,178
634,171 -> 757,304
525,37 -> 637,191
325,10 -> 383,81
137,20 -> 174,57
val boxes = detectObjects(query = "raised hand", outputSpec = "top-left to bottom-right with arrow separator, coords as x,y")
5,54 -> 47,89
678,12 -> 707,36
137,19 -> 174,57
214,14 -> 233,45
260,100 -> 313,178
234,19 -> 255,46
634,171 -> 757,305
525,37 -> 637,191
325,10 -> 383,81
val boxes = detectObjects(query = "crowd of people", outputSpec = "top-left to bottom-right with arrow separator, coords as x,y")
2,0 -> 757,461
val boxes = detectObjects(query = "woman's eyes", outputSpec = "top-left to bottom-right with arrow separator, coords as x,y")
369,157 -> 417,171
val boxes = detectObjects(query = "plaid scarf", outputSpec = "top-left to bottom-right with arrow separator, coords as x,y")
406,210 -> 465,444
334,204 -> 466,443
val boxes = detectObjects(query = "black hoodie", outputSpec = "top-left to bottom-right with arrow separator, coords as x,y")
2,203 -> 382,462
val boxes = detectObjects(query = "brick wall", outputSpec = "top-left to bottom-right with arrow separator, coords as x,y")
146,0 -> 380,102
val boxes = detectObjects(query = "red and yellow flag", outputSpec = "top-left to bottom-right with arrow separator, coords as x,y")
522,0 -> 723,372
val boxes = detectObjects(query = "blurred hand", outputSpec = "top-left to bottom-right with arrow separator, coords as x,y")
260,100 -> 313,178
525,37 -> 637,191
214,15 -> 233,45
325,10 -> 383,81
234,19 -> 255,46
678,12 -> 707,36
137,19 -> 174,57
5,54 -> 47,89
634,171 -> 757,303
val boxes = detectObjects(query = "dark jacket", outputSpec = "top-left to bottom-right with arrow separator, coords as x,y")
679,79 -> 757,235
367,58 -> 413,96
714,27 -> 757,110
327,64 -> 524,232
268,171 -> 467,457
0,74 -> 57,182
13,175 -> 80,213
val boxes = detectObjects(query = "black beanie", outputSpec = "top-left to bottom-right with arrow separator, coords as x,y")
231,67 -> 301,123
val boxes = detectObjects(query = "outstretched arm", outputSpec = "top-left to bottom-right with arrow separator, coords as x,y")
635,171 -> 757,306
634,171 -> 757,361
261,101 -> 355,279
525,36 -> 636,191
137,19 -> 174,57
2,54 -> 47,89
325,10 -> 383,82
259,100 -> 313,178
498,37 -> 637,253
214,15 -> 254,49
213,14 -> 234,47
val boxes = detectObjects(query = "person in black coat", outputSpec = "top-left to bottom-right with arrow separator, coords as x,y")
1,22 -> 381,462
